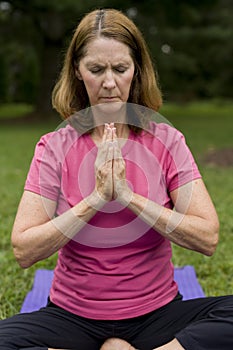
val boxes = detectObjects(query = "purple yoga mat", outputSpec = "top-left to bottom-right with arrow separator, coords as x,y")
20,265 -> 205,313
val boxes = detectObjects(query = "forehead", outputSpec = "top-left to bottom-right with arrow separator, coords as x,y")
82,37 -> 133,64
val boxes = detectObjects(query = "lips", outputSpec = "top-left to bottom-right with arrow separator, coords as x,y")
100,96 -> 118,100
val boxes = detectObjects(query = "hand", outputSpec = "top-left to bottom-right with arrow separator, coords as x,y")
94,124 -> 132,205
112,127 -> 133,204
94,123 -> 114,201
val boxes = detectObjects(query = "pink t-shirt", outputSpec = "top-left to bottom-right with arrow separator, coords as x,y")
25,121 -> 201,320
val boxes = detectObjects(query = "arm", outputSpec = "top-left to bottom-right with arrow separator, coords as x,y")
118,178 -> 219,256
12,125 -> 114,268
11,190 -> 104,268
112,129 -> 219,256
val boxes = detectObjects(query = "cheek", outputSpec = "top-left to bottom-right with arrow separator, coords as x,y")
123,72 -> 135,92
83,76 -> 99,93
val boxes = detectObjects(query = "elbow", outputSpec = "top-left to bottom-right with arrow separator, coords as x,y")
204,243 -> 217,257
207,236 -> 219,257
12,243 -> 34,269
13,249 -> 32,269
203,223 -> 219,257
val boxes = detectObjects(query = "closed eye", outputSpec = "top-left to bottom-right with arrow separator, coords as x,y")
90,67 -> 103,74
114,66 -> 128,73
89,65 -> 129,74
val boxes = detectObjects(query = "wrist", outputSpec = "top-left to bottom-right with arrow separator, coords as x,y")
84,190 -> 108,210
116,187 -> 134,207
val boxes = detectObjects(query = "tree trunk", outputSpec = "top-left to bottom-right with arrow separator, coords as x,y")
34,11 -> 65,116
35,41 -> 62,116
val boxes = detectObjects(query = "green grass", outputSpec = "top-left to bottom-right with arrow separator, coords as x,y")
0,117 -> 59,319
0,103 -> 34,120
160,100 -> 233,155
160,100 -> 233,297
0,101 -> 233,319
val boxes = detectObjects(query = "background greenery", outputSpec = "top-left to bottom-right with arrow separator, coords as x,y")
0,0 -> 232,113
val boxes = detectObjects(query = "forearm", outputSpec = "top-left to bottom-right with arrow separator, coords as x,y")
120,191 -> 218,256
12,191 -> 105,268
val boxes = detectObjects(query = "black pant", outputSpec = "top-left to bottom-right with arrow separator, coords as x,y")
0,294 -> 233,350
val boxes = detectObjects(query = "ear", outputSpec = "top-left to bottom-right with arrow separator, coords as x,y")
75,69 -> 82,80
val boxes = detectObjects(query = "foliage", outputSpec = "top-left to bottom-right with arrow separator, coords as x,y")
137,0 -> 233,101
0,51 -> 7,102
2,43 -> 40,103
0,0 -> 232,111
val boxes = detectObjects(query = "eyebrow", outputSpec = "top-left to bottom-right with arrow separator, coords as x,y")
85,61 -> 132,68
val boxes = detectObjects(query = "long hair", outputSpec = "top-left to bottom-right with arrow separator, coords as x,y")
52,9 -> 162,132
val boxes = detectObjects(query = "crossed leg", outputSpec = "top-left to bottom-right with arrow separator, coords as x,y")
99,338 -> 136,350
99,338 -> 184,350
48,337 -> 184,350
153,339 -> 184,350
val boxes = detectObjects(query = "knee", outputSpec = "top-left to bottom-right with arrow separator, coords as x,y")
100,337 -> 134,350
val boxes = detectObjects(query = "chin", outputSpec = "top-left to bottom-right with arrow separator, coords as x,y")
91,101 -> 127,126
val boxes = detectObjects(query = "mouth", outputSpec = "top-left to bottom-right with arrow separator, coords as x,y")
100,97 -> 119,102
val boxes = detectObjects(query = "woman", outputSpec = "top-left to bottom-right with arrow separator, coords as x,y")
1,8 -> 233,350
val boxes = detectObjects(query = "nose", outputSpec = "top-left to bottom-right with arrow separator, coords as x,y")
102,70 -> 116,89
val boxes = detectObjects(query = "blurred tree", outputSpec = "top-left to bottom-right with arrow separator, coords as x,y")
2,0 -> 118,113
0,1 -> 42,104
55,0 -> 233,102
1,1 -> 95,113
0,0 -> 232,114
127,0 -> 233,101
0,51 -> 8,102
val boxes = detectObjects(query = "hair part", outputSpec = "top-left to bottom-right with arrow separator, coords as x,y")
52,8 -> 162,133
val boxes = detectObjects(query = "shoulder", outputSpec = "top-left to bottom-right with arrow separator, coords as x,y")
39,123 -> 79,145
139,121 -> 185,151
35,123 -> 83,157
149,120 -> 183,139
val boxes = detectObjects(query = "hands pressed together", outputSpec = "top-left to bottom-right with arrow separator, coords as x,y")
94,123 -> 132,205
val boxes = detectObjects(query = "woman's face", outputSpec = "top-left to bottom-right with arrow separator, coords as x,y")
77,37 -> 135,106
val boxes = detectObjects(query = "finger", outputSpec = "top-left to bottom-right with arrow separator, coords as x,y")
101,123 -> 110,144
98,125 -> 112,159
96,142 -> 113,170
106,143 -> 114,164
111,127 -> 120,151
96,125 -> 114,169
95,145 -> 113,178
107,127 -> 113,143
113,139 -> 122,160
112,127 -> 117,142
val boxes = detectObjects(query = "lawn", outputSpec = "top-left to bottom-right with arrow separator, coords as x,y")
0,103 -> 34,120
0,101 -> 232,319
0,115 -> 59,319
160,100 -> 233,296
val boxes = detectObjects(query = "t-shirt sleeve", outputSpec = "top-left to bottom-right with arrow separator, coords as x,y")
24,133 -> 61,201
165,128 -> 201,193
